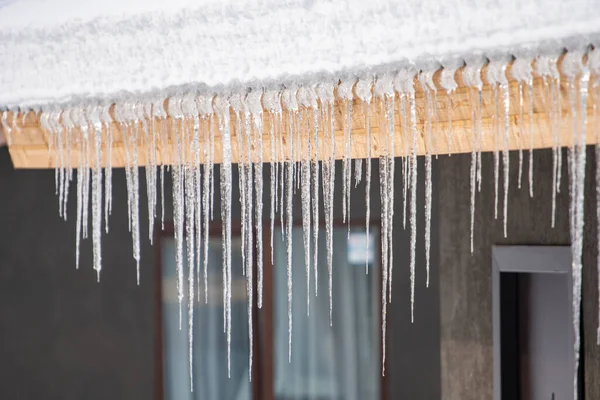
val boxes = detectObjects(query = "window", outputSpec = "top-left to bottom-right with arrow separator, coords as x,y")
157,222 -> 383,400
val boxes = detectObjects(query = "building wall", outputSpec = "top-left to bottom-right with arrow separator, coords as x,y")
439,148 -> 600,399
0,149 -> 441,399
0,148 -> 156,400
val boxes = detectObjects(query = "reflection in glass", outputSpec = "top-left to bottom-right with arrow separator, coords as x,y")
274,226 -> 380,400
161,236 -> 250,400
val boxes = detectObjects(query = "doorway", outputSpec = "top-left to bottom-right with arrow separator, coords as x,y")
492,246 -> 581,400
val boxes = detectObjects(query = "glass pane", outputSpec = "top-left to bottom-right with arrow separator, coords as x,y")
161,235 -> 251,400
274,225 -> 380,400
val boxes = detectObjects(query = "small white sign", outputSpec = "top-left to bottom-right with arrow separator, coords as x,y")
347,231 -> 375,266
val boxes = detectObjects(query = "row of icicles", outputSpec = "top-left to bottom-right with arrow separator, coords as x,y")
2,46 -> 600,398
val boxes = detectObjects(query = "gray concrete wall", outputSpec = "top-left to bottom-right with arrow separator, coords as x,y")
439,148 -> 600,399
0,149 -> 441,399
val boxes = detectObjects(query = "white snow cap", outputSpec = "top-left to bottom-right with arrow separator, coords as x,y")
486,53 -> 512,85
281,85 -> 299,112
315,82 -> 335,105
195,95 -> 214,116
338,78 -> 356,101
463,55 -> 487,90
440,58 -> 465,92
393,66 -> 417,94
263,90 -> 282,113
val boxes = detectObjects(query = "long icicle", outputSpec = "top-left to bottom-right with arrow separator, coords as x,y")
214,95 -> 233,378
589,47 -> 600,344
463,56 -> 486,253
196,94 -> 214,304
394,67 -> 417,324
563,48 -> 588,400
317,82 -> 335,299
297,87 -> 313,314
356,77 -> 374,275
281,85 -> 298,361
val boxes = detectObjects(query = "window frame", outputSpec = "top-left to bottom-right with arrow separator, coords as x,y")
155,218 -> 387,400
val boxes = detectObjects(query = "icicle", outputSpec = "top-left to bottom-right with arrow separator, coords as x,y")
213,95 -> 233,377
463,56 -> 486,253
487,55 -> 511,232
440,59 -> 464,156
419,64 -> 438,288
182,94 -> 200,338
357,77 -> 375,275
513,52 -> 534,195
85,105 -> 103,281
99,105 -> 112,233
562,47 -> 589,400
266,94 -> 277,276
297,87 -> 313,314
282,85 -> 298,360
1,110 -> 11,147
130,104 -> 142,283
589,47 -> 600,344
264,89 -> 282,307
60,108 -> 81,270
536,53 -> 561,223
400,95 -> 409,230
184,161 -> 195,392
488,55 -> 512,237
143,101 -> 155,244
79,113 -> 90,240
355,159 -> 362,187
317,81 -> 335,299
196,94 -> 214,303
394,66 -> 417,327
166,96 -> 185,328
339,79 -> 356,229
309,89 -> 319,306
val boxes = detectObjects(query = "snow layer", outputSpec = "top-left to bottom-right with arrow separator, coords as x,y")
1,0 -> 600,107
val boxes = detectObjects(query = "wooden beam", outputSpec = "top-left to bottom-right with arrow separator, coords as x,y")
3,64 -> 598,169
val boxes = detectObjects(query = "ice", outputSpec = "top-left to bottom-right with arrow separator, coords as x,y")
562,49 -> 588,400
440,59 -> 463,156
248,89 -> 263,323
517,83 -> 524,189
400,95 -> 409,230
317,81 -> 335,300
339,79 -> 355,228
100,105 -> 113,234
409,90 -> 417,323
355,159 -> 362,186
364,99 -> 372,274
214,95 -> 233,377
501,81 -> 510,238
167,96 -> 185,329
300,110 -> 311,313
311,104 -> 319,306
130,107 -> 141,283
264,90 -> 283,288
357,77 -> 374,277
184,163 -> 195,391
87,105 -> 103,281
282,85 -> 298,360
463,58 -> 485,253
379,154 -> 389,372
419,68 -> 436,288
394,67 -> 417,324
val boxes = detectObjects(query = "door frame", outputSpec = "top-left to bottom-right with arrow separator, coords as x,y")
491,245 -> 573,400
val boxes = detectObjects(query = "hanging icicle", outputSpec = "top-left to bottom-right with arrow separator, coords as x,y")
463,56 -> 486,253
487,54 -> 512,238
394,66 -> 418,325
562,45 -> 589,400
440,59 -> 465,156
